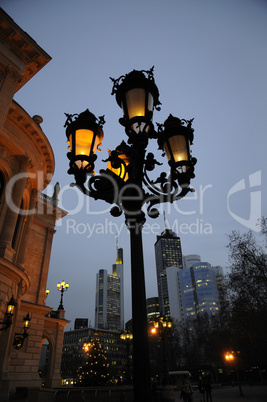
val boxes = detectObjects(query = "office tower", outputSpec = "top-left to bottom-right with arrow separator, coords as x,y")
154,229 -> 183,317
165,258 -> 222,326
165,266 -> 184,322
179,262 -> 221,324
191,262 -> 221,314
95,247 -> 124,332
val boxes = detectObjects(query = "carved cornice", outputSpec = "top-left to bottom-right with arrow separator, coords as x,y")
5,65 -> 23,86
6,102 -> 54,184
0,9 -> 51,92
0,147 -> 35,176
0,32 -> 31,65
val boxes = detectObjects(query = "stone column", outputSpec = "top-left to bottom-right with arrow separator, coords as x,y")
36,227 -> 56,305
0,168 -> 28,261
44,321 -> 66,389
15,190 -> 38,270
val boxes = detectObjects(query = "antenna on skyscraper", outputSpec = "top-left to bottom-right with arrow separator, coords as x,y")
163,210 -> 168,230
115,232 -> 123,264
115,232 -> 119,250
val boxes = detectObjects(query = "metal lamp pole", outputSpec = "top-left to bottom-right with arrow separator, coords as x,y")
64,67 -> 197,402
225,352 -> 244,397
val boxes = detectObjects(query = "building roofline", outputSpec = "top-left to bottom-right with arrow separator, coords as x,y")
0,7 -> 52,92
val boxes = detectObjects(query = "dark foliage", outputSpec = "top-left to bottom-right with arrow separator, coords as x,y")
225,218 -> 267,369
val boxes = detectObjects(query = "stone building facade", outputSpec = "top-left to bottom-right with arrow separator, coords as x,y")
0,9 -> 69,400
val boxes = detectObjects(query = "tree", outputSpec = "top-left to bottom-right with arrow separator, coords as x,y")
76,333 -> 109,386
164,313 -> 232,382
226,218 -> 267,369
227,219 -> 267,310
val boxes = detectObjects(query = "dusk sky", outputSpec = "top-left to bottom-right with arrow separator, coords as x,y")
2,0 -> 267,329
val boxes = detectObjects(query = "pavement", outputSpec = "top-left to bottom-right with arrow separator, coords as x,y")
7,384 -> 267,402
173,385 -> 267,402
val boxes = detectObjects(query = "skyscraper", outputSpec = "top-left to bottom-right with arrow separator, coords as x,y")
190,262 -> 221,316
95,247 -> 124,332
154,229 -> 183,317
165,259 -> 223,326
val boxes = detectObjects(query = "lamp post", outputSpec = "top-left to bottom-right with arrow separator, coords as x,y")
120,329 -> 133,384
224,351 -> 244,397
64,67 -> 196,402
152,317 -> 172,386
57,280 -> 69,310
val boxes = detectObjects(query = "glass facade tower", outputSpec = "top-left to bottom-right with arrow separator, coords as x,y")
179,262 -> 221,326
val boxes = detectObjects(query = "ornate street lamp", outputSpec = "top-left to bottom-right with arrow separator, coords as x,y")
13,313 -> 31,350
57,280 -> 69,310
64,67 -> 197,402
0,296 -> 16,331
224,351 -> 244,396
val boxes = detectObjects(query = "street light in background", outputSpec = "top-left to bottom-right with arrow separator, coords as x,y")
82,338 -> 94,354
120,329 -> 133,384
224,351 -> 244,397
152,317 -> 172,385
225,352 -> 234,362
64,67 -> 197,402
57,281 -> 69,310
